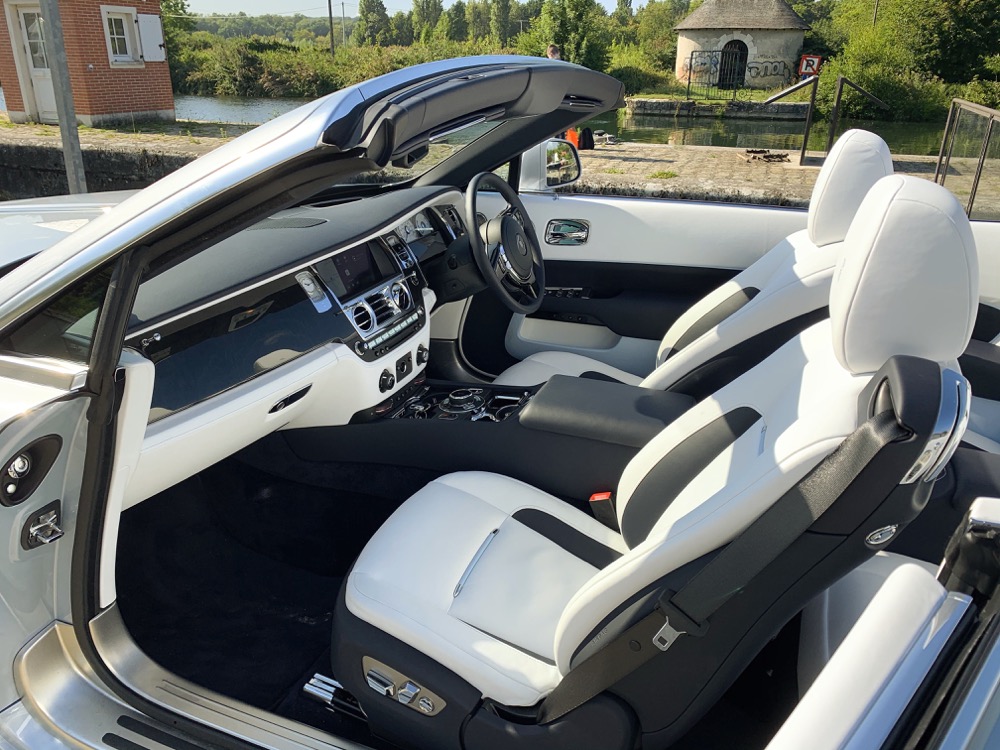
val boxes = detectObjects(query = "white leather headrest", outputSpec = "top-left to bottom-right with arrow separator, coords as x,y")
808,130 -> 894,247
831,175 -> 979,374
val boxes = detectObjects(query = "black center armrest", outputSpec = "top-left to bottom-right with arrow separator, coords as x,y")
959,339 -> 1000,401
518,374 -> 696,448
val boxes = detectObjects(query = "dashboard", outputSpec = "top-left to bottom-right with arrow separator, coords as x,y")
125,186 -> 468,422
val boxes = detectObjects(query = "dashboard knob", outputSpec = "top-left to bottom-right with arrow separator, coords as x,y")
416,345 -> 429,366
379,370 -> 396,393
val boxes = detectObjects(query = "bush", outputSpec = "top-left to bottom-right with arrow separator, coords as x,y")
962,78 -> 1000,110
605,43 -> 672,94
815,28 -> 951,122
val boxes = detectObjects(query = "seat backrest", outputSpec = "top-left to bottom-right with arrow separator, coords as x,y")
554,175 -> 978,674
644,130 -> 894,393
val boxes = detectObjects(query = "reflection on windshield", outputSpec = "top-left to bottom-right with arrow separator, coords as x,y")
342,121 -> 504,186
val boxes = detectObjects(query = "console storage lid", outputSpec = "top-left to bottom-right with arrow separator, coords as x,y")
518,374 -> 696,448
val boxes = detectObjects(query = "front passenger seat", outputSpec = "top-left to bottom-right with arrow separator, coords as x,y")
332,176 -> 976,750
494,129 -> 894,394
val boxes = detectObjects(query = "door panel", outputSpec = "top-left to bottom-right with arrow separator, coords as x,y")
471,191 -> 807,373
0,378 -> 89,710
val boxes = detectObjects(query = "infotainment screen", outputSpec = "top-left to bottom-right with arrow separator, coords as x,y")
332,244 -> 379,297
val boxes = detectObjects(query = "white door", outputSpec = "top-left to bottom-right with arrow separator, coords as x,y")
17,8 -> 57,123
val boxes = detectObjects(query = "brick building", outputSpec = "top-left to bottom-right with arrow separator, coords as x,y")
0,0 -> 174,125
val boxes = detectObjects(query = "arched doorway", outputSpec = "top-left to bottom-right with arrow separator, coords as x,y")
719,40 -> 748,89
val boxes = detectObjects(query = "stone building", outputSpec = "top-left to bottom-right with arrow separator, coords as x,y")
675,0 -> 809,90
0,0 -> 174,125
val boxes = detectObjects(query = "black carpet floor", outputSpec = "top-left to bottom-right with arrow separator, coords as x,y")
116,471 -> 345,711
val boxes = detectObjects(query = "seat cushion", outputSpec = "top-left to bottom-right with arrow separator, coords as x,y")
343,471 -> 628,706
492,350 -> 644,388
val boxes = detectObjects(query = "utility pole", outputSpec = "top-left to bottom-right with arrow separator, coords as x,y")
38,0 -> 87,193
872,0 -> 879,26
327,0 -> 336,54
341,1 -> 347,46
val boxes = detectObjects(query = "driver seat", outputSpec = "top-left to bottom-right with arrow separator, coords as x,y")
332,176 -> 977,750
493,129 -> 894,394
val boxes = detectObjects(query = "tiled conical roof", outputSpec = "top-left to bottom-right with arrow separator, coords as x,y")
675,0 -> 810,31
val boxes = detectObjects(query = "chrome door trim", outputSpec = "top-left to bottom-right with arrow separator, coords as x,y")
545,219 -> 590,245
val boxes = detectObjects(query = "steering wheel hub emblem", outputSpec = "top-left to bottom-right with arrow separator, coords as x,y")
516,236 -> 528,256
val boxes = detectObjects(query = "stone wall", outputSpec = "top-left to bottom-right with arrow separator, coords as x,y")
0,141 -> 191,199
676,28 -> 805,90
625,98 -> 809,120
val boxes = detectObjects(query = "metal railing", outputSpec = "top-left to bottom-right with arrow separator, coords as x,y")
935,99 -> 1000,220
764,75 -> 889,166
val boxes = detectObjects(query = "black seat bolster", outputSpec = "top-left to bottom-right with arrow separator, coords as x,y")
959,339 -> 1000,401
518,375 -> 696,449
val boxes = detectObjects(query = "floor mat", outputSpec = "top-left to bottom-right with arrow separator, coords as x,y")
116,474 -> 344,711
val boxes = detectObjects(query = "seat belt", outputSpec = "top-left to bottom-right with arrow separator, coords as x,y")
538,411 -> 910,724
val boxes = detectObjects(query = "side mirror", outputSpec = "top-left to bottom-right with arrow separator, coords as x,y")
518,138 -> 583,193
545,139 -> 582,188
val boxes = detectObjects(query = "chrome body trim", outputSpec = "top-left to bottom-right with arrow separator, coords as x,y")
84,607 -> 350,749
936,615 -> 1000,750
0,356 -> 88,391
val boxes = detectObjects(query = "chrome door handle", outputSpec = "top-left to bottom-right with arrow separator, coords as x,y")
545,219 -> 590,245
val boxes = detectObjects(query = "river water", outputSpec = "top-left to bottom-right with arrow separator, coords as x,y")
171,94 -> 945,156
0,89 -> 946,156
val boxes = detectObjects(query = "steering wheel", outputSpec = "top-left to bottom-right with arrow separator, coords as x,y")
465,172 -> 545,315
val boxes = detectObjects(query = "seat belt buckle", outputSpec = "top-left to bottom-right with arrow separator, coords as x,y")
589,491 -> 619,532
653,591 -> 708,652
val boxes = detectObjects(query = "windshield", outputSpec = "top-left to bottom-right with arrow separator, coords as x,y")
344,120 -> 505,187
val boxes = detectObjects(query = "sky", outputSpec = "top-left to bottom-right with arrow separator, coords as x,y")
185,0 -> 619,19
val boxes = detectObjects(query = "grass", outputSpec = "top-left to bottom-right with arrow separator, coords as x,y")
649,170 -> 679,179
604,167 -> 626,174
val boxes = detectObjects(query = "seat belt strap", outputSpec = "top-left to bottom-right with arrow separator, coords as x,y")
538,411 -> 909,725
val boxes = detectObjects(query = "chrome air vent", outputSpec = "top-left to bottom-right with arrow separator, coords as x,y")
438,206 -> 463,239
366,291 -> 396,326
385,235 -> 416,270
351,302 -> 375,333
390,281 -> 411,312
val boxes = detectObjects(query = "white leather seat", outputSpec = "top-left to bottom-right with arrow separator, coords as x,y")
335,176 -> 978,738
494,129 -> 895,389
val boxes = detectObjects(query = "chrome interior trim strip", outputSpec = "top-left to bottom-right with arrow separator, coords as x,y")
925,370 -> 971,482
453,528 -> 499,598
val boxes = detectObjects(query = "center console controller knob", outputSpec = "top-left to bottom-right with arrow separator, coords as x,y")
416,344 -> 429,366
379,370 -> 396,393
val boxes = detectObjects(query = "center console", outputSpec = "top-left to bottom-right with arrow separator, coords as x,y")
299,374 -> 697,504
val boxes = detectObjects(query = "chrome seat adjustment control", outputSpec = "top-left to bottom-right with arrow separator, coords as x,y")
365,669 -> 395,697
362,656 -> 447,716
397,681 -> 420,705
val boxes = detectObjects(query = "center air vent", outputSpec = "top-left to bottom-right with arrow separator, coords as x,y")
351,302 -> 375,333
366,291 -> 396,326
390,282 -> 411,312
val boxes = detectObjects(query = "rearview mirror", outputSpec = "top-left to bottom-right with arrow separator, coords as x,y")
545,139 -> 582,188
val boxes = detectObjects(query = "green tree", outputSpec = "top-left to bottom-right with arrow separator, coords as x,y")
160,0 -> 196,89
635,0 -> 688,69
490,0 -> 511,44
390,11 -> 414,44
528,0 -> 611,70
466,0 -> 491,40
446,1 -> 469,41
412,0 -> 444,42
353,0 -> 391,45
